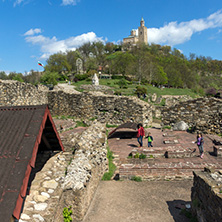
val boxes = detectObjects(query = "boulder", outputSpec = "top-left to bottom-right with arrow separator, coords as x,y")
173,121 -> 189,131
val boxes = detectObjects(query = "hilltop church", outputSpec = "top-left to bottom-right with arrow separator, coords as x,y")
123,18 -> 148,46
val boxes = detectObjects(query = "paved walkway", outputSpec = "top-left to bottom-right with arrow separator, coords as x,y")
83,180 -> 193,222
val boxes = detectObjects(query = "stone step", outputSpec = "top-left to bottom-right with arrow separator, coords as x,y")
130,146 -> 196,159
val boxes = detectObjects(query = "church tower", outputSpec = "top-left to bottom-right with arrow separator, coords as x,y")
138,17 -> 148,44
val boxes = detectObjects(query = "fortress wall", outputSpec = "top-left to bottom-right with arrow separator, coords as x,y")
0,80 -> 48,106
48,90 -> 153,126
191,169 -> 222,222
162,97 -> 222,134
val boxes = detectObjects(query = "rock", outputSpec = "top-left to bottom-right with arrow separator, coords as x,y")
41,192 -> 50,198
34,203 -> 48,211
48,189 -> 54,194
34,195 -> 49,202
20,213 -> 30,220
173,121 -> 189,131
33,214 -> 44,221
151,93 -> 157,102
42,180 -> 58,189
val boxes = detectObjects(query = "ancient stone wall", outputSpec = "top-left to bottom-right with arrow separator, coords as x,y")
0,80 -> 48,106
162,97 -> 222,134
48,90 -> 153,126
20,121 -> 108,222
191,168 -> 222,222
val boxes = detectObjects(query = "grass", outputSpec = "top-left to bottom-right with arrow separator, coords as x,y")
71,79 -> 199,98
106,124 -> 118,128
102,146 -> 116,181
131,176 -> 142,182
75,121 -> 88,128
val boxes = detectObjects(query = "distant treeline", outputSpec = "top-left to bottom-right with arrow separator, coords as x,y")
1,42 -> 222,95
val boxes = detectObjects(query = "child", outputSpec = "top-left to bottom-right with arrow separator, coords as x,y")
137,123 -> 145,147
196,133 -> 204,158
146,132 -> 153,147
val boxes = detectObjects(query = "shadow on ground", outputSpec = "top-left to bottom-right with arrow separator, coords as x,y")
167,200 -> 193,222
108,131 -> 137,139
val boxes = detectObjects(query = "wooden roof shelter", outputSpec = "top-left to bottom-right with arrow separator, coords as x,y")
108,122 -> 138,138
0,105 -> 64,221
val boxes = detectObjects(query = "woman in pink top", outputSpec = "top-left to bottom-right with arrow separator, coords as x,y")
137,123 -> 145,147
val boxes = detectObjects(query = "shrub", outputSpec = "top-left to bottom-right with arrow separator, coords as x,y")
114,90 -> 122,95
40,71 -> 59,86
131,176 -> 142,182
117,79 -> 128,89
205,87 -> 217,96
63,206 -> 72,222
139,153 -> 147,159
75,74 -> 89,81
134,152 -> 140,158
112,75 -> 124,79
102,147 -> 116,180
135,86 -> 147,95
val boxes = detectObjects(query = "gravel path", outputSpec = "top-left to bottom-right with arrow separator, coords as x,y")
83,180 -> 193,222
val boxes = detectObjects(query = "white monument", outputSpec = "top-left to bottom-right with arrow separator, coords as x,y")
92,73 -> 99,86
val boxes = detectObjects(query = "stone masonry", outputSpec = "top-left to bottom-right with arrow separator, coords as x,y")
191,168 -> 222,222
20,121 -> 108,222
0,80 -> 48,106
162,97 -> 222,134
48,90 -> 153,126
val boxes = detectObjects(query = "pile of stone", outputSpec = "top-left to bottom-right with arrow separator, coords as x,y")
80,84 -> 112,92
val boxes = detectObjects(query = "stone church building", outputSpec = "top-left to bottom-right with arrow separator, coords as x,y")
123,18 -> 148,46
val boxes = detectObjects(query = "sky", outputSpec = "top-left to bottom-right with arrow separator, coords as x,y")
1,0 -> 222,73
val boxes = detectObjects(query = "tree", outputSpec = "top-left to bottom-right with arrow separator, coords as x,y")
45,52 -> 71,74
24,70 -> 41,85
152,66 -> 168,86
40,71 -> 59,86
66,50 -> 81,73
0,71 -> 8,80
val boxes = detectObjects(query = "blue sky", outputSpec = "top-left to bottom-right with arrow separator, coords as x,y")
1,0 -> 222,73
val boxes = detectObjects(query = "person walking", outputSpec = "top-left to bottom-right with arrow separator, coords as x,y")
137,123 -> 145,147
196,133 -> 204,158
146,132 -> 153,147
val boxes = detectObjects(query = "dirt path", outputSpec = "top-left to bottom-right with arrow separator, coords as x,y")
83,180 -> 193,222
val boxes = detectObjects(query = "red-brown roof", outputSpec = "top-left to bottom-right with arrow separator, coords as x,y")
0,105 -> 64,221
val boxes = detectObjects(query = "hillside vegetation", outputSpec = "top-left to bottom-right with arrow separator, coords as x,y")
1,42 -> 222,97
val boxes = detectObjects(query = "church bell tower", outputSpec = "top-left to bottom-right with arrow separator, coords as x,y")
138,17 -> 148,44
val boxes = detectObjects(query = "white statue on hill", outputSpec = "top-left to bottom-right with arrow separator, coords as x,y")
92,73 -> 99,86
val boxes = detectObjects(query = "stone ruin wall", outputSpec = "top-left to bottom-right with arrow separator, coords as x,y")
191,168 -> 222,222
162,97 -> 222,134
0,80 -> 48,106
48,90 -> 153,127
20,121 -> 108,222
0,80 -> 153,126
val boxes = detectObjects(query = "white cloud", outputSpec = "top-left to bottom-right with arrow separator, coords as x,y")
13,0 -> 25,7
24,31 -> 105,59
148,10 -> 222,46
61,0 -> 80,6
24,28 -> 42,36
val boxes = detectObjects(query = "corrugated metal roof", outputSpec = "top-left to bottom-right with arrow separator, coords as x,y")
0,105 -> 64,221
